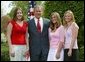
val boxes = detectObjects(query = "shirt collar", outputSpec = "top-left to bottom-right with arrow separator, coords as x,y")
34,17 -> 43,21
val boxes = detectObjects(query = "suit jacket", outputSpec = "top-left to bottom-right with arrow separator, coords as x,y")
28,17 -> 50,55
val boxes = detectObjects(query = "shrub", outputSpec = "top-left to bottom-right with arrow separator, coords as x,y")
1,42 -> 10,61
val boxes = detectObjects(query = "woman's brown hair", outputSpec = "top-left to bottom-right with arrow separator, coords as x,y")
13,7 -> 24,21
50,12 -> 62,30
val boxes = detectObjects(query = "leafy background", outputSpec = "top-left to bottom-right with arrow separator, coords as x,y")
1,1 -> 84,61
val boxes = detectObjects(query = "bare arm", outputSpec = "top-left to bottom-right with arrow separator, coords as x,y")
69,23 -> 79,50
25,27 -> 29,51
56,26 -> 64,59
7,23 -> 13,53
24,27 -> 30,58
57,27 -> 64,53
57,42 -> 64,54
67,23 -> 79,56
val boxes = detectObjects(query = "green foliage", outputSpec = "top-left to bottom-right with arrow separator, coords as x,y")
1,42 -> 10,61
7,7 -> 15,19
1,1 -> 84,61
44,1 -> 84,61
36,1 -> 42,5
79,46 -> 84,61
1,15 -> 11,33
8,1 -> 29,20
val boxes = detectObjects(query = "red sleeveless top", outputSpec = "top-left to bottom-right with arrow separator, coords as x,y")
9,20 -> 28,45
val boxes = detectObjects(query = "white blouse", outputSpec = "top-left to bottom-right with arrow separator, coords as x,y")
64,22 -> 79,49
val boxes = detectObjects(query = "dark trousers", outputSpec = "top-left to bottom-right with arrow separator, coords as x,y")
64,49 -> 79,61
30,48 -> 49,61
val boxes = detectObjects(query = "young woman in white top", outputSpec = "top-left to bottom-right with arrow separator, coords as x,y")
63,10 -> 79,61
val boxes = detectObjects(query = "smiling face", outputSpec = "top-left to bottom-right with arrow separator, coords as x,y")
13,7 -> 24,21
63,10 -> 75,26
51,12 -> 61,25
64,12 -> 72,23
34,6 -> 42,19
50,12 -> 61,30
16,9 -> 23,20
51,14 -> 57,24
63,10 -> 75,24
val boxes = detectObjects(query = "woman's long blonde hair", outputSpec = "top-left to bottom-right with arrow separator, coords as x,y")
50,12 -> 62,30
63,10 -> 75,27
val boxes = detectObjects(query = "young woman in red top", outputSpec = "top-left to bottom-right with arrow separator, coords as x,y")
7,7 -> 30,61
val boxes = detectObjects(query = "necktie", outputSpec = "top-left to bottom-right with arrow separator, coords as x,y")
37,19 -> 41,32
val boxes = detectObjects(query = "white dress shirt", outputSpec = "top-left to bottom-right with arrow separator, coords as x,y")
34,17 -> 43,32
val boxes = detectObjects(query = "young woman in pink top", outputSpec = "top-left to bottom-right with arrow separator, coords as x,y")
63,10 -> 79,61
47,12 -> 65,61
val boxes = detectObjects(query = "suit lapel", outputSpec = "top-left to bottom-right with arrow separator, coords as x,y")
32,18 -> 46,33
42,18 -> 45,33
32,18 -> 37,32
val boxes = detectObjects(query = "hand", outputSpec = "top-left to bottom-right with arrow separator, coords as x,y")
10,49 -> 15,57
24,50 -> 30,58
10,52 -> 15,57
68,49 -> 72,56
56,52 -> 60,59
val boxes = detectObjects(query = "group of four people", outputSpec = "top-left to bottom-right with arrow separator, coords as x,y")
7,5 -> 79,61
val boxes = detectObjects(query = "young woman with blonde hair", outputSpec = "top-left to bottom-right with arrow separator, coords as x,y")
47,12 -> 64,61
63,10 -> 79,61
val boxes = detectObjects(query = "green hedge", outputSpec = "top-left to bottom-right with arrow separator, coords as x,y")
44,1 -> 84,61
1,1 -> 84,61
1,42 -> 10,61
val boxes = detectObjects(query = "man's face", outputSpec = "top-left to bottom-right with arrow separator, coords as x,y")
34,7 -> 42,19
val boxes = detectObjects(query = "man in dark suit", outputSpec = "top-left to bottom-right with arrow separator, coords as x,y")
28,5 -> 50,61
